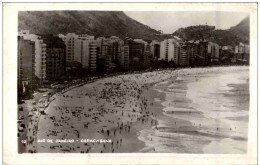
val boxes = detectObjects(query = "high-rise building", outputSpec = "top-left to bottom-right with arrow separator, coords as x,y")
160,38 -> 180,65
39,35 -> 66,82
59,33 -> 97,73
235,42 -> 250,63
19,30 -> 46,83
208,42 -> 220,62
179,42 -> 189,66
144,44 -> 151,68
96,37 -> 123,72
61,33 -> 95,63
18,36 -> 35,96
185,41 -> 196,66
150,41 -> 160,59
198,41 -> 209,65
125,40 -> 145,70
119,45 -> 129,70
214,43 -> 220,60
89,42 -> 97,73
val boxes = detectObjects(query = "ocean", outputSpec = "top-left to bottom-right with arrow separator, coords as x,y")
139,69 -> 249,154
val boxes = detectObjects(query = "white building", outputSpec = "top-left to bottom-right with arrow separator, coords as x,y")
160,38 -> 180,64
61,33 -> 95,63
59,33 -> 97,72
18,30 -> 47,83
208,42 -> 220,61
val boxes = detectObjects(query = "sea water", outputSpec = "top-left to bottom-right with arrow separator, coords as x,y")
139,70 -> 249,153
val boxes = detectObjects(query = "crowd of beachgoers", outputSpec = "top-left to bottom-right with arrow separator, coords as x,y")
21,66 -> 249,153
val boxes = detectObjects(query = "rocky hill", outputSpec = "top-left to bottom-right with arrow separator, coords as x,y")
173,16 -> 249,46
18,11 -> 161,40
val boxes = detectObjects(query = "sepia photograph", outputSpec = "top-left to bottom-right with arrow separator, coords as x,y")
3,2 -> 258,165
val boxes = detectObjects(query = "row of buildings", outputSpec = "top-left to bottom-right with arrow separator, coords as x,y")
159,37 -> 220,67
18,30 -> 250,98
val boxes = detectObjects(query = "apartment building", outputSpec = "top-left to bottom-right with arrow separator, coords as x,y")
119,45 -> 129,70
198,41 -> 209,65
59,33 -> 97,73
19,30 -> 46,83
61,33 -> 94,63
18,36 -> 35,97
160,38 -> 180,64
89,42 -> 97,73
234,42 -> 250,63
144,44 -> 151,68
96,37 -> 124,72
40,35 -> 66,82
208,42 -> 220,62
125,39 -> 145,70
150,41 -> 160,59
179,42 -> 189,66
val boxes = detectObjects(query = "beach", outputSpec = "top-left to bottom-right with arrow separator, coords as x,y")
34,66 -> 249,153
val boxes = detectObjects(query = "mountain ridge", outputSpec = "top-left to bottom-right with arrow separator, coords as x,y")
18,11 -> 161,40
19,11 -> 249,45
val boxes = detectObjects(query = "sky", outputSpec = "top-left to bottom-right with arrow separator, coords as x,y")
124,11 -> 249,34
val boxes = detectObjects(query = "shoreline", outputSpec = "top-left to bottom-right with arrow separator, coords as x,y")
139,68 -> 249,153
30,66 -> 249,153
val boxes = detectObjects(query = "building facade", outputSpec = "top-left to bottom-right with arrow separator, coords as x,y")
119,45 -> 129,70
179,42 -> 189,66
160,38 -> 180,65
126,40 -> 145,70
19,30 -> 47,83
208,42 -> 220,62
96,37 -> 123,72
59,33 -> 97,73
18,36 -> 35,97
40,35 -> 66,82
150,41 -> 160,59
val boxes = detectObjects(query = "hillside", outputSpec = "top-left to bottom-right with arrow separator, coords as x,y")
172,16 -> 249,46
229,16 -> 249,41
18,11 -> 161,40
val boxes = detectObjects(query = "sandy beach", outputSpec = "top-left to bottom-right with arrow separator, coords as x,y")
33,66 -> 249,153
